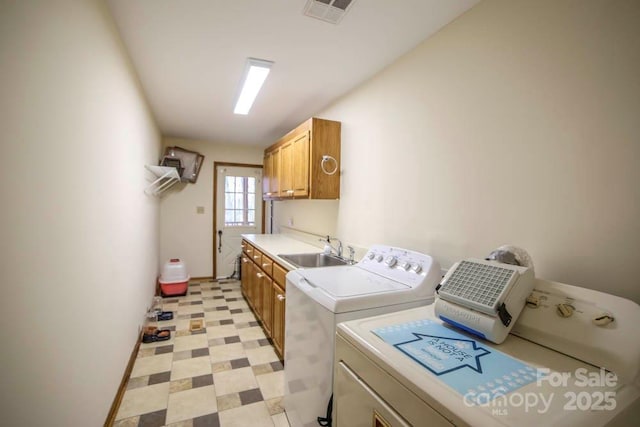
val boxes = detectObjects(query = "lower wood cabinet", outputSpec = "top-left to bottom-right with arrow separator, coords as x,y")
272,282 -> 286,357
241,239 -> 288,360
261,275 -> 274,336
241,255 -> 250,296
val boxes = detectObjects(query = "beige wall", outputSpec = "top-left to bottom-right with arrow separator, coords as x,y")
276,0 -> 640,302
272,199 -> 339,237
0,1 -> 161,425
159,138 -> 264,278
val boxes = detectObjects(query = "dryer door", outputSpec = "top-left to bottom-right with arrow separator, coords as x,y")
336,361 -> 414,427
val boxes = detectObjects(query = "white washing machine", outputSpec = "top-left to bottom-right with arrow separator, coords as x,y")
283,245 -> 442,427
334,278 -> 640,426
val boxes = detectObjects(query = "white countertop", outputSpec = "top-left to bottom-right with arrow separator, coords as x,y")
241,233 -> 324,270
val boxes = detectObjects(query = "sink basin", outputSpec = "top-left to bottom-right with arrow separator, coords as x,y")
278,253 -> 348,268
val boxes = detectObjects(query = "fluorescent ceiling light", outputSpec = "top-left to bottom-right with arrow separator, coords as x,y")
234,58 -> 273,115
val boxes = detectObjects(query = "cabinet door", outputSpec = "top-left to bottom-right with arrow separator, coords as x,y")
261,276 -> 274,336
272,283 -> 286,358
263,153 -> 272,198
254,268 -> 264,321
245,261 -> 255,311
292,131 -> 309,197
241,256 -> 250,297
280,141 -> 293,198
271,148 -> 280,197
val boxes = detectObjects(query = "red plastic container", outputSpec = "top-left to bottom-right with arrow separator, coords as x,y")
159,259 -> 190,296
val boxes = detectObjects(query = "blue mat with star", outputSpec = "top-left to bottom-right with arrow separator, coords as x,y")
372,319 -> 542,404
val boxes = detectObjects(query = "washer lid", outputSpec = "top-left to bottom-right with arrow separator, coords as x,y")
296,266 -> 409,297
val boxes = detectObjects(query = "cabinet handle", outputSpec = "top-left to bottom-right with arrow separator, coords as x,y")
242,258 -> 248,263
262,263 -> 270,268
286,190 -> 294,194
257,272 -> 264,279
254,255 -> 260,260
277,294 -> 285,301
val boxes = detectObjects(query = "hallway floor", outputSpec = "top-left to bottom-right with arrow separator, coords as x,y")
113,279 -> 290,427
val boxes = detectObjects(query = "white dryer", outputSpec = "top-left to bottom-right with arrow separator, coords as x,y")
283,245 -> 441,427
334,279 -> 640,426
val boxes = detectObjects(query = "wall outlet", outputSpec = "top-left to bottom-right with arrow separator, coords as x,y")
288,217 -> 294,226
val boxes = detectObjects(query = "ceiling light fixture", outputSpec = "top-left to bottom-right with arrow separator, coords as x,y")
234,58 -> 273,115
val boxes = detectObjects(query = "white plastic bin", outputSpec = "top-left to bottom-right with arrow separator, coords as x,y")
161,258 -> 188,282
159,259 -> 190,296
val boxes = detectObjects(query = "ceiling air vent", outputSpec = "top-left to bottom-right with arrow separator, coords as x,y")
303,0 -> 357,25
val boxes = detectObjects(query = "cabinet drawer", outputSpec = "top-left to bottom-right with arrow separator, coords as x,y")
273,262 -> 288,289
260,255 -> 273,277
252,248 -> 263,266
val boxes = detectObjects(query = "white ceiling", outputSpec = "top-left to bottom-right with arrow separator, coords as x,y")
107,0 -> 479,147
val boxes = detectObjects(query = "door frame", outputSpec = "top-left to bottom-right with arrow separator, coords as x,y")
212,161 -> 265,280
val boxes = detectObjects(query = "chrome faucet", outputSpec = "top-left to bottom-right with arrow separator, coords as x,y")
321,235 -> 343,258
334,238 -> 343,258
347,245 -> 356,264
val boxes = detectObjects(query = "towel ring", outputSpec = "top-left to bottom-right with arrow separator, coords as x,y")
321,155 -> 338,175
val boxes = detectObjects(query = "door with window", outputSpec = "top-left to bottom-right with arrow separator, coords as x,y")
215,165 -> 263,279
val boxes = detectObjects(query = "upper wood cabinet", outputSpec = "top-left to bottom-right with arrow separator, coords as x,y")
263,117 -> 341,200
263,148 -> 281,198
279,141 -> 293,197
263,152 -> 272,197
292,132 -> 310,197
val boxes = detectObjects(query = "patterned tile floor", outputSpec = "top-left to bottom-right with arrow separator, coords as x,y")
114,279 -> 290,427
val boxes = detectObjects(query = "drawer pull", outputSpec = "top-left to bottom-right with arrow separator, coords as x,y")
254,255 -> 261,260
277,294 -> 285,301
257,272 -> 264,279
262,263 -> 271,268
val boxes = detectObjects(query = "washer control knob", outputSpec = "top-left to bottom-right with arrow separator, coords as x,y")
526,295 -> 540,308
593,314 -> 615,326
410,264 -> 422,274
367,252 -> 375,260
401,261 -> 411,271
556,303 -> 574,318
375,254 -> 384,262
384,256 -> 398,267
